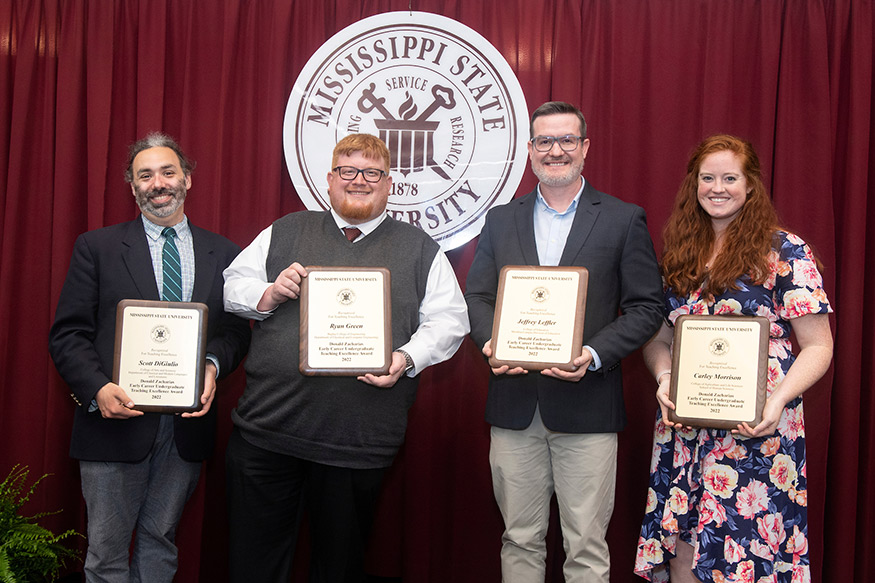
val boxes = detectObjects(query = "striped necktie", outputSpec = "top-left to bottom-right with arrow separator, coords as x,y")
161,227 -> 183,302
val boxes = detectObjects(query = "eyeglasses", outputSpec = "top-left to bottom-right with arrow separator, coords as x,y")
530,135 -> 584,152
333,166 -> 387,183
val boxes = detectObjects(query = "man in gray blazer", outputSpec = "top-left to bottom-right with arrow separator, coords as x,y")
465,101 -> 663,583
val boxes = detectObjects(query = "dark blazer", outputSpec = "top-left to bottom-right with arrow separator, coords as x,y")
49,217 -> 251,462
465,184 -> 663,433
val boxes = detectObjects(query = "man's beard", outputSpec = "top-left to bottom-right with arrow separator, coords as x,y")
336,197 -> 377,221
532,155 -> 584,188
134,183 -> 187,218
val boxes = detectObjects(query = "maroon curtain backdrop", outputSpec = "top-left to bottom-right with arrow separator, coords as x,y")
1,1 -> 871,581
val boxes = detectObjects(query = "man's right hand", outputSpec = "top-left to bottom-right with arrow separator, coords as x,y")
482,339 -> 528,376
257,262 -> 308,312
95,382 -> 144,419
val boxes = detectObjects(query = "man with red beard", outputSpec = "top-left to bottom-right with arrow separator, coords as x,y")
49,132 -> 251,582
222,133 -> 468,582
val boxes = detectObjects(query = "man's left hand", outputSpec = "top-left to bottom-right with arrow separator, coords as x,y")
359,351 -> 407,388
540,348 -> 593,382
182,362 -> 217,418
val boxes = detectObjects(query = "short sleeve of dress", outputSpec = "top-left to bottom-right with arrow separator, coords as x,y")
772,231 -> 833,320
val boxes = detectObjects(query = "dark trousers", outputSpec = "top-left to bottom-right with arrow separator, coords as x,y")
226,428 -> 387,583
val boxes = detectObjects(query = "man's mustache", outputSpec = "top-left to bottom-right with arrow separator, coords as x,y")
147,188 -> 175,199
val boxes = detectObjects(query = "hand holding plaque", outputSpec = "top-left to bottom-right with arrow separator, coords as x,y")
668,315 -> 769,429
113,300 -> 208,413
299,267 -> 392,376
488,266 -> 588,371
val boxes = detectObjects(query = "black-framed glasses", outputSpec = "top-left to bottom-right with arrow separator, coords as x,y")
530,135 -> 584,152
333,166 -> 387,183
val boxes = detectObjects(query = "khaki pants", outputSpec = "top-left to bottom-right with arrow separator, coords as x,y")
490,407 -> 618,583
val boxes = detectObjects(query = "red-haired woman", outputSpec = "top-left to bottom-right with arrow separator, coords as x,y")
634,135 -> 833,583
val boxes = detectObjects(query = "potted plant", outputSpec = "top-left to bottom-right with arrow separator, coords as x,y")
0,465 -> 81,582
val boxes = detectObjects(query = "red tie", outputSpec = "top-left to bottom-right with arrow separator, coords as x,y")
343,227 -> 361,242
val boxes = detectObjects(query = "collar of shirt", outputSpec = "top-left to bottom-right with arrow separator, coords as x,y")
141,214 -> 191,244
141,214 -> 195,302
534,176 -> 586,214
329,209 -> 387,239
533,178 -> 585,266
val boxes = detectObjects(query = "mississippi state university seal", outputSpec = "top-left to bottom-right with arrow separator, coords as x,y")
531,287 -> 549,303
150,325 -> 170,343
284,12 -> 528,250
710,338 -> 730,356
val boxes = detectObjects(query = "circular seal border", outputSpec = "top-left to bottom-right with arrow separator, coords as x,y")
151,325 -> 170,343
336,288 -> 356,305
284,12 -> 528,251
531,286 -> 549,303
709,337 -> 730,356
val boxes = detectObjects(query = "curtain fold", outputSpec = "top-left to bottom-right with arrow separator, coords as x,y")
821,0 -> 874,580
1,1 -> 870,581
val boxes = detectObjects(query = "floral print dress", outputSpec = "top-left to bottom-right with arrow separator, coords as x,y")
634,232 -> 832,583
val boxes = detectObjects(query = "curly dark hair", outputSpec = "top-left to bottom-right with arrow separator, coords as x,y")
124,132 -> 195,183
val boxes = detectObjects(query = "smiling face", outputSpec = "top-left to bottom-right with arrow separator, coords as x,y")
327,151 -> 392,224
130,146 -> 191,226
527,112 -> 590,189
696,150 -> 751,232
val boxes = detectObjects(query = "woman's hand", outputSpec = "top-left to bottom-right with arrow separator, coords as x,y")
733,397 -> 783,438
655,372 -> 679,428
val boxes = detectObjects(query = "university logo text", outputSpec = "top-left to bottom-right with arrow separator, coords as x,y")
284,12 -> 528,250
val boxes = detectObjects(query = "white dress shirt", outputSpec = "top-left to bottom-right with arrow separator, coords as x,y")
223,211 -> 469,376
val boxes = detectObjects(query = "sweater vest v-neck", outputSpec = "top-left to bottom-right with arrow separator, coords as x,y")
233,212 -> 439,469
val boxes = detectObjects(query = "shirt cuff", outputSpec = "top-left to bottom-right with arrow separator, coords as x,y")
583,345 -> 602,371
206,354 -> 220,378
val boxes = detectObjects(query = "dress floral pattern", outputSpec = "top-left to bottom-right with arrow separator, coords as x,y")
634,232 -> 832,583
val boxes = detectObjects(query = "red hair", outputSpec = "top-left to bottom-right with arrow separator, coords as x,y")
661,135 -> 780,298
331,133 -> 391,172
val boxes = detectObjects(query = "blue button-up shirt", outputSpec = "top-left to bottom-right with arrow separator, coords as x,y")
532,178 -> 602,370
534,183 -> 582,267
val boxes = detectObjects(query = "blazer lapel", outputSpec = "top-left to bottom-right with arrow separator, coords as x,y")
121,219 -> 161,300
559,182 -> 601,266
190,225 -> 217,303
514,189 -> 541,266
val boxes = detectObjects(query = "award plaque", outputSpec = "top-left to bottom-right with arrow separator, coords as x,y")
299,267 -> 392,376
668,314 -> 770,429
112,300 -> 208,413
488,265 -> 588,371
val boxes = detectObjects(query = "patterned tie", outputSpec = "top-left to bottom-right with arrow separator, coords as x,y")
343,227 -> 362,242
162,227 -> 183,302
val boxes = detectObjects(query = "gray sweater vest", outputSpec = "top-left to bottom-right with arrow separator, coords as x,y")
232,211 -> 439,468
